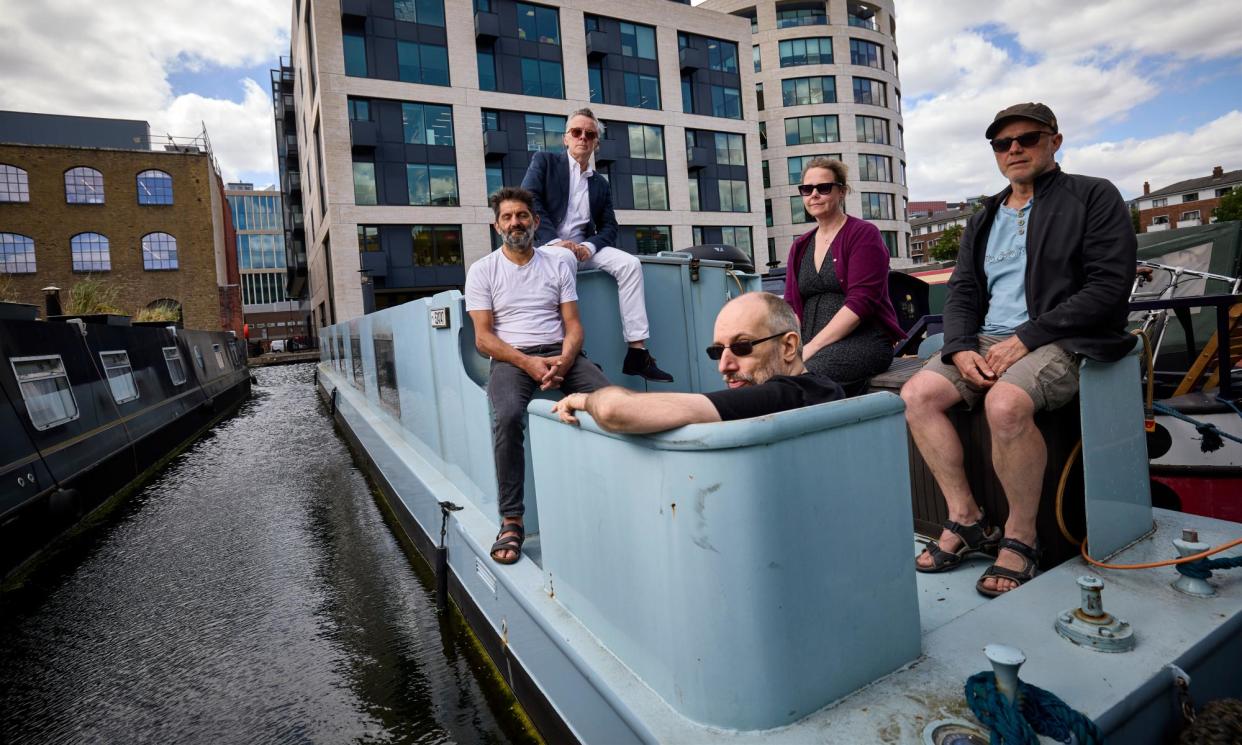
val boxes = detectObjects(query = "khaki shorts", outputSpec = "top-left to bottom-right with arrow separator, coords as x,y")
922,334 -> 1080,411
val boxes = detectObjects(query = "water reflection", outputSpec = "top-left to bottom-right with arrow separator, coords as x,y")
0,363 -> 535,744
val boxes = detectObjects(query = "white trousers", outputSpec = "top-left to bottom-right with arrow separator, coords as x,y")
548,245 -> 649,343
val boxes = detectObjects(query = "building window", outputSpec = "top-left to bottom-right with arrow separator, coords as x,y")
11,355 -> 79,431
853,77 -> 886,106
858,153 -> 892,182
163,347 -> 187,386
781,75 -> 836,106
765,198 -> 773,227
758,121 -> 767,149
681,76 -> 693,114
406,163 -> 459,206
785,115 -> 839,145
348,98 -> 371,121
402,103 -> 455,146
353,161 -> 378,205
477,49 -> 497,91
242,272 -> 288,304
880,231 -> 898,258
343,32 -> 368,77
136,170 -> 173,205
621,72 -> 660,110
397,41 -> 449,86
525,114 -> 567,152
720,226 -> 753,258
707,39 -> 739,72
0,233 -> 36,274
789,195 -> 810,223
1182,192 -> 1199,203
848,2 -> 879,30
756,82 -> 764,111
753,44 -> 761,72
486,166 -> 503,198
358,225 -> 381,252
628,225 -> 672,255
629,124 -> 664,160
520,57 -> 564,98
238,234 -> 286,269
710,85 -> 742,119
1181,210 -> 1201,221
776,6 -> 828,28
1217,187 -> 1234,198
394,0 -> 444,26
762,160 -> 770,188
897,124 -> 904,149
688,176 -> 700,211
856,115 -> 890,144
100,351 -> 139,404
588,62 -> 603,103
779,37 -> 833,67
714,133 -> 746,166
71,232 -> 111,271
620,21 -> 656,59
717,179 -> 749,212
65,167 -> 104,204
849,38 -> 883,69
1152,216 -> 1169,226
517,2 -> 560,43
411,225 -> 463,267
860,191 -> 895,220
630,175 -> 669,210
141,232 -> 179,270
0,164 -> 30,202
787,153 -> 841,184
1151,197 -> 1167,208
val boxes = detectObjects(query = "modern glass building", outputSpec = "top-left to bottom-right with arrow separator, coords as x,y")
699,0 -> 910,267
276,0 -> 764,325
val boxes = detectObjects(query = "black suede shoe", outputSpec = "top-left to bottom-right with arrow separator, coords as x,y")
623,347 -> 674,382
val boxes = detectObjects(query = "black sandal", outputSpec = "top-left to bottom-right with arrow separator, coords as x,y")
490,522 -> 525,565
976,538 -> 1040,598
916,514 -> 1002,574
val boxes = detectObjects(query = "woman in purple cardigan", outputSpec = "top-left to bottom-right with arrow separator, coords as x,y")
783,158 -> 903,394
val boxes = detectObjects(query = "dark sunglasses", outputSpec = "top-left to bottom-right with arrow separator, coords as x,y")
705,332 -> 787,360
566,127 -> 598,141
797,182 -> 842,196
989,130 -> 1053,153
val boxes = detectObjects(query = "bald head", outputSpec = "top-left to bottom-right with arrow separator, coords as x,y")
713,293 -> 805,387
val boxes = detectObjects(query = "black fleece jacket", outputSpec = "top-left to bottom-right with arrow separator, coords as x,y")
941,166 -> 1137,363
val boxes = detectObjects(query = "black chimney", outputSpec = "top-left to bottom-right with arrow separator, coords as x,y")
42,286 -> 62,317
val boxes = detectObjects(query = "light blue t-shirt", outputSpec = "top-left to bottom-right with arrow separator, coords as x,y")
981,199 -> 1033,334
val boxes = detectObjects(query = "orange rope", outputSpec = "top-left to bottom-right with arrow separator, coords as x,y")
1081,536 -> 1242,570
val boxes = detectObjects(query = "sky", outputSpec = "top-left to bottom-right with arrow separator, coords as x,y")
1,0 -> 1239,201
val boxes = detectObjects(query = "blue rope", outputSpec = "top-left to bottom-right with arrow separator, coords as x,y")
1152,401 -> 1242,452
1176,553 -> 1242,580
1224,398 -> 1242,421
965,671 -> 1105,744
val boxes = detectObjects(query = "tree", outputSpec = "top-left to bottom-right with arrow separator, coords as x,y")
1131,206 -> 1141,234
929,224 -> 964,262
1214,187 -> 1242,223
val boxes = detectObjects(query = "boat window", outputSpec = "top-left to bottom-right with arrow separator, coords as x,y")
100,350 -> 140,404
12,355 -> 80,430
226,340 -> 241,367
163,346 -> 187,385
193,346 -> 205,371
212,343 -> 226,369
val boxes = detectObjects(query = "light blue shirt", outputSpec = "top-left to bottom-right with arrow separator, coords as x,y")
981,199 -> 1033,334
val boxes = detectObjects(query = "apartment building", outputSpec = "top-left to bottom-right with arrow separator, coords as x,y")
1134,166 -> 1241,233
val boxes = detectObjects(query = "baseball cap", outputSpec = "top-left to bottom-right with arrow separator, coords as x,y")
985,102 -> 1058,140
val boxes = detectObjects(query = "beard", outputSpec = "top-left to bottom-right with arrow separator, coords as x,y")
502,225 -> 533,250
722,358 -> 778,387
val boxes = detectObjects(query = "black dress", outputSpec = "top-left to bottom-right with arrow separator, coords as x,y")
798,243 -> 894,392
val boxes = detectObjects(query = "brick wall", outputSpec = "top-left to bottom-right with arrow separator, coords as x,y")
0,143 -> 228,330
1138,195 -> 1224,233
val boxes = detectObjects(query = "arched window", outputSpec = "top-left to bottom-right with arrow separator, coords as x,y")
0,233 -> 36,273
65,167 -> 105,204
0,164 -> 30,202
71,232 -> 111,271
136,170 -> 173,205
141,232 -> 178,270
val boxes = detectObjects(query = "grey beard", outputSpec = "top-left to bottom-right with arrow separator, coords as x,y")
503,228 -> 533,250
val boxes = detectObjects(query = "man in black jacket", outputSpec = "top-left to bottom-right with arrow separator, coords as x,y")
901,103 -> 1136,597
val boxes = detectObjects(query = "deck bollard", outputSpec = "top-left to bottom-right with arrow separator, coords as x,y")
984,644 -> 1026,705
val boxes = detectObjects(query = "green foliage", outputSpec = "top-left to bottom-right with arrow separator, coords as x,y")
929,223 -> 965,262
1131,206 -> 1141,234
134,304 -> 180,323
65,276 -> 124,315
0,273 -> 14,303
1214,187 -> 1242,222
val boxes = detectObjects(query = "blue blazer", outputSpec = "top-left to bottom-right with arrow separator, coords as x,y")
520,150 -> 618,249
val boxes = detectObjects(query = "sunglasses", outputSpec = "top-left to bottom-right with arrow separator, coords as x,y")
566,127 -> 598,141
797,182 -> 842,196
989,130 -> 1053,153
705,332 -> 787,361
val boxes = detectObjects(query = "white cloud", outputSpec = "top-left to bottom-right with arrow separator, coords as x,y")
894,0 -> 1242,201
0,0 -> 289,181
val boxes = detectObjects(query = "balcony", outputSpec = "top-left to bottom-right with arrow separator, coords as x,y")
475,11 -> 500,41
350,120 -> 377,148
686,146 -> 712,170
483,130 -> 509,160
595,138 -> 621,165
586,29 -> 618,59
679,46 -> 708,72
341,0 -> 368,20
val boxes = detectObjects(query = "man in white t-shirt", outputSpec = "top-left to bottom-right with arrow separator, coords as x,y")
465,186 -> 611,565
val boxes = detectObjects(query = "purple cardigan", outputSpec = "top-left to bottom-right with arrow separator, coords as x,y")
783,215 -> 904,342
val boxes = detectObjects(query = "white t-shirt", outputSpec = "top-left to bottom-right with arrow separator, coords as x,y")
464,247 -> 578,348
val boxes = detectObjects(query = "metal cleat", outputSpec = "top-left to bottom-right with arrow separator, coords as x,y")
1055,576 -> 1136,652
1172,528 -> 1216,597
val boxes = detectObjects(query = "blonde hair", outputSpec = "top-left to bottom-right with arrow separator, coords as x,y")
800,157 -> 851,194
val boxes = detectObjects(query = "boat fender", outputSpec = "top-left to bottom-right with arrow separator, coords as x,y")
48,488 -> 83,520
436,501 -> 463,609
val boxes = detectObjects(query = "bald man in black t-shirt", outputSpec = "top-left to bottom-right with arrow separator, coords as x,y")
552,293 -> 844,433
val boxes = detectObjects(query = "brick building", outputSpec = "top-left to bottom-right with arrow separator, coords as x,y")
1134,165 -> 1242,233
0,111 -> 242,333
908,206 -> 972,264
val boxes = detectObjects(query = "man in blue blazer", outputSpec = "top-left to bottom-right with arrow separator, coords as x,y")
521,108 -> 673,382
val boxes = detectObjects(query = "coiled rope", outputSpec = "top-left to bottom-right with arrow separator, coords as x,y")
965,672 -> 1105,745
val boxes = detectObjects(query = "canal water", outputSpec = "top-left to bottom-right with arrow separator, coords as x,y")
0,364 -> 536,744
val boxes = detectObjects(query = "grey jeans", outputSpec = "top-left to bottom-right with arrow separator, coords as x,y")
488,343 -> 610,518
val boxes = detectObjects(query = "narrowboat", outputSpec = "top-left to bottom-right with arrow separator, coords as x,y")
0,308 -> 251,580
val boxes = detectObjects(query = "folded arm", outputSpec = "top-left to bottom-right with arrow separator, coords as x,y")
553,386 -> 720,434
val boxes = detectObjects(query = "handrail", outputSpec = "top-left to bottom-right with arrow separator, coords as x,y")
1128,293 -> 1241,401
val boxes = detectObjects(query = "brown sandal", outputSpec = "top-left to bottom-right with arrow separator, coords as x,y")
976,538 -> 1040,597
490,522 -> 525,565
916,515 -> 1001,573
